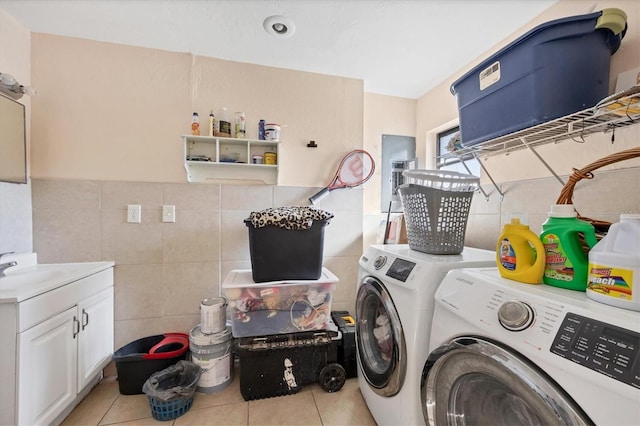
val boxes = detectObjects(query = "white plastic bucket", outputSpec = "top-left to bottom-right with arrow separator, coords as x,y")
189,325 -> 233,393
200,297 -> 227,334
264,123 -> 281,140
587,214 -> 640,311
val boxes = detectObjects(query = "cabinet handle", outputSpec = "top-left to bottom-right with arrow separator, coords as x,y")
82,309 -> 89,330
73,316 -> 80,339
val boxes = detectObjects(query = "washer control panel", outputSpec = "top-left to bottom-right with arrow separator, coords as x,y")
550,313 -> 640,388
385,257 -> 416,282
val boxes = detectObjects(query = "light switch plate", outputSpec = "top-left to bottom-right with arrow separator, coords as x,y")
163,205 -> 176,223
127,205 -> 141,223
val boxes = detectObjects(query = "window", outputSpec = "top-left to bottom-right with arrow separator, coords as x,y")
436,126 -> 481,177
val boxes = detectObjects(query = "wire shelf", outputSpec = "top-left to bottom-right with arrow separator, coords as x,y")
440,89 -> 640,161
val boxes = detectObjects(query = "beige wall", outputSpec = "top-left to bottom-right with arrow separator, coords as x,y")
30,34 -> 364,187
24,34 -> 368,348
362,93 -> 416,246
0,9 -> 32,254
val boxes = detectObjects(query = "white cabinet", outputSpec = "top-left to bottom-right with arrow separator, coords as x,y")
183,135 -> 280,184
0,260 -> 114,426
18,307 -> 77,426
77,287 -> 114,391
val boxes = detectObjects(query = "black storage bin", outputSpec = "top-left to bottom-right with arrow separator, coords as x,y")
245,218 -> 329,283
113,333 -> 189,395
331,311 -> 357,378
236,329 -> 342,400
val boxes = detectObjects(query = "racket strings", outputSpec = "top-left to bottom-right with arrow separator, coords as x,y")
338,153 -> 371,185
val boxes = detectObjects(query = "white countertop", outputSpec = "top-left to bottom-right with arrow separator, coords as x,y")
0,253 -> 114,303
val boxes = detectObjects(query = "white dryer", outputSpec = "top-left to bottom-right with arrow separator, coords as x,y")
356,244 -> 496,426
423,267 -> 640,426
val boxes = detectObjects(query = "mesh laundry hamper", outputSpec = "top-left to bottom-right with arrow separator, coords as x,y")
398,170 -> 479,254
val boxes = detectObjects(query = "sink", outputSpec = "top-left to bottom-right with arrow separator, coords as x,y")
0,267 -> 70,291
0,254 -> 115,303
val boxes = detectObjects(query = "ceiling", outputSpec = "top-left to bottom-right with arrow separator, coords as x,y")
0,0 -> 559,99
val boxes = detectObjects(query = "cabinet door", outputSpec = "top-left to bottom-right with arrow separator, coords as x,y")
17,307 -> 77,426
77,287 -> 114,390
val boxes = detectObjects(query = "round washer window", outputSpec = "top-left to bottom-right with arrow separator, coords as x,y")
356,277 -> 406,396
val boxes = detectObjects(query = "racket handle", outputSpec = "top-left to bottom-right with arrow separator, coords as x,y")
309,187 -> 330,205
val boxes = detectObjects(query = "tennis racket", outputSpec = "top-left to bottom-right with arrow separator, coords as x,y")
309,149 -> 375,204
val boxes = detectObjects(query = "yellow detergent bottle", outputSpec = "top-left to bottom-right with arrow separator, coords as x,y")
496,217 -> 545,284
587,214 -> 640,311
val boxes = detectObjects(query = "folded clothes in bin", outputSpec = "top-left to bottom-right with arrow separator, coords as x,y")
113,333 -> 189,395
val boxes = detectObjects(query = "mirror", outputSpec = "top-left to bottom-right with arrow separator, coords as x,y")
0,93 -> 27,184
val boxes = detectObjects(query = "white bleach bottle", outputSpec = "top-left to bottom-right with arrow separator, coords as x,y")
587,214 -> 640,311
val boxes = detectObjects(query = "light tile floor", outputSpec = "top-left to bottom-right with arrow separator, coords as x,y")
61,367 -> 376,426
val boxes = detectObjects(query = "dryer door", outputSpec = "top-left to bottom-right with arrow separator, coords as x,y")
356,276 -> 407,397
421,337 -> 593,426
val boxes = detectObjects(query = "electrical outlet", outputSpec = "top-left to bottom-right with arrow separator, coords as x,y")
127,204 -> 141,223
162,205 -> 176,223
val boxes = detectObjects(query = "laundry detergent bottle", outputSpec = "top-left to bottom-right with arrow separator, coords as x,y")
540,204 -> 598,291
496,217 -> 545,284
587,214 -> 640,311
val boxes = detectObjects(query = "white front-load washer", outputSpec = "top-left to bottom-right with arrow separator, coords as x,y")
423,267 -> 640,426
356,244 -> 496,426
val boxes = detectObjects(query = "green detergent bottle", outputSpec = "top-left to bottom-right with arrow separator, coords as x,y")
540,204 -> 598,291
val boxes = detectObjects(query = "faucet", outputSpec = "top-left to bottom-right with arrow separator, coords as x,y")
0,251 -> 16,277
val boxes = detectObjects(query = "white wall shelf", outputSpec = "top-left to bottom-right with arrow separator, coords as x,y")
183,135 -> 280,184
440,90 -> 640,199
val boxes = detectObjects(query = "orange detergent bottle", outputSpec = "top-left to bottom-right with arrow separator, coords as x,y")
496,217 -> 545,284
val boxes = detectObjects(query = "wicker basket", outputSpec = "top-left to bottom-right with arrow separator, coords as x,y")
555,147 -> 640,238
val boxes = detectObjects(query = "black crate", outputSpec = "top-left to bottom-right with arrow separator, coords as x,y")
244,218 -> 329,283
331,311 -> 357,379
236,330 -> 340,400
113,334 -> 189,395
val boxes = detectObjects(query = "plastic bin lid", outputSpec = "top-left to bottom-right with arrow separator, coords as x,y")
222,267 -> 339,288
451,8 -> 628,95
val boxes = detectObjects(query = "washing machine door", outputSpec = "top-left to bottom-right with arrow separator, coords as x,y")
421,337 -> 593,426
356,276 -> 407,397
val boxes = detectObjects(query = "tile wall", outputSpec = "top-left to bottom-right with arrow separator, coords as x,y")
0,180 -> 32,254
31,179 -> 364,350
464,167 -> 640,250
30,166 -> 640,351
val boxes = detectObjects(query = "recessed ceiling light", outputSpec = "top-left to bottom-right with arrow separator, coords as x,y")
263,15 -> 295,38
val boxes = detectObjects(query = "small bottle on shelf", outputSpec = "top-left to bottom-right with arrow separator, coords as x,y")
208,110 -> 215,137
235,112 -> 246,138
217,107 -> 231,137
191,112 -> 200,136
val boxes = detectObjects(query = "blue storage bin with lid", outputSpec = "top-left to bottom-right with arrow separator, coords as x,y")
451,8 -> 627,147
